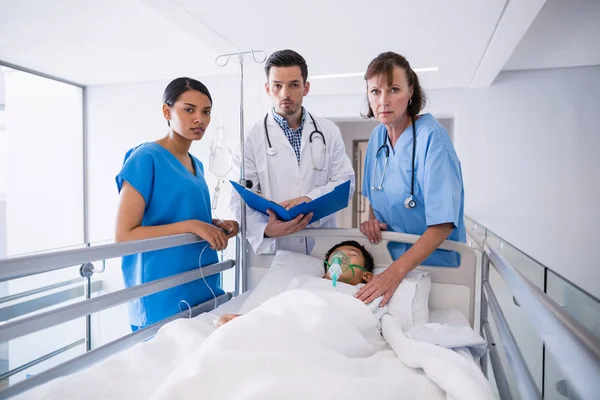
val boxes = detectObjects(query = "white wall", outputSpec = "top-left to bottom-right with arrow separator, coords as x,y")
0,69 -> 5,106
333,120 -> 379,228
0,118 -> 6,309
306,65 -> 600,299
0,122 -> 5,197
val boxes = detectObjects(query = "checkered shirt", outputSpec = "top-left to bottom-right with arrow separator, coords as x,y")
272,107 -> 306,163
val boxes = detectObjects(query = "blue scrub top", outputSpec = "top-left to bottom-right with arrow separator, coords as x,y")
116,142 -> 224,327
362,113 -> 466,266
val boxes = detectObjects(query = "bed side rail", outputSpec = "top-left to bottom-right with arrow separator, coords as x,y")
0,235 -> 235,398
467,217 -> 600,400
0,233 -> 204,282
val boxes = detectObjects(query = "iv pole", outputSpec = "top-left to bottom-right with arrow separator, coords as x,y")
215,49 -> 266,296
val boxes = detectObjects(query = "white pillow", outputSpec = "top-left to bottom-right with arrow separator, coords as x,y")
410,271 -> 431,327
372,268 -> 429,331
270,249 -> 325,277
238,250 -> 324,313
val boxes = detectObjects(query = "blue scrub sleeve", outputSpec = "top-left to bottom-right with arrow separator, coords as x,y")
115,149 -> 155,207
423,150 -> 462,228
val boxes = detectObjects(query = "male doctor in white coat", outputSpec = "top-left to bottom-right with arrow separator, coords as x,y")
230,49 -> 355,254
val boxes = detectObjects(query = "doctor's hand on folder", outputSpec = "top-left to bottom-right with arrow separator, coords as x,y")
280,196 -> 311,210
230,180 -> 350,232
264,209 -> 313,238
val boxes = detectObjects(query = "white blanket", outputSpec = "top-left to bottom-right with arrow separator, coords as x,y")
13,312 -> 220,400
407,323 -> 488,358
149,289 -> 443,400
382,316 -> 494,400
16,289 -> 493,400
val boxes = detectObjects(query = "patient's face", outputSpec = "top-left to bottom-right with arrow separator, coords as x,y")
323,245 -> 373,286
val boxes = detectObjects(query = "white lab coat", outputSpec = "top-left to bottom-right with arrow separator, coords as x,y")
229,111 -> 355,254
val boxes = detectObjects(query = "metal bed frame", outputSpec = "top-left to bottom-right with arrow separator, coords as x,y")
0,225 -> 598,399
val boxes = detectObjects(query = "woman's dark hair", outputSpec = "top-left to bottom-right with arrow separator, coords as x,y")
323,240 -> 375,273
363,52 -> 426,118
265,49 -> 308,83
163,77 -> 212,126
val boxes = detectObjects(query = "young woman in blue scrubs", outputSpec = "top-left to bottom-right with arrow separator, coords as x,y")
356,52 -> 466,307
115,77 -> 239,330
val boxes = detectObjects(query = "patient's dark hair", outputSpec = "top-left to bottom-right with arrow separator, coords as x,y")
323,240 -> 375,273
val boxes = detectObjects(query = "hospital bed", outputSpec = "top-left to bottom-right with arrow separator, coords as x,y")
0,227 -> 598,399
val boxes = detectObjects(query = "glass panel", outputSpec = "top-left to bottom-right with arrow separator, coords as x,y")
0,66 -> 84,388
485,308 -> 513,399
488,232 -> 546,396
2,68 -> 84,257
547,270 -> 600,338
488,265 -> 544,395
482,228 -> 546,394
465,216 -> 486,246
486,230 -> 544,290
544,270 -> 600,399
544,350 -> 574,400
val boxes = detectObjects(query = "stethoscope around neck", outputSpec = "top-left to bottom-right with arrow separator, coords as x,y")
371,115 -> 417,209
263,112 -> 327,170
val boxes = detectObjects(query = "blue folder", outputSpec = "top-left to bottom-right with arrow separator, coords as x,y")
230,180 -> 351,225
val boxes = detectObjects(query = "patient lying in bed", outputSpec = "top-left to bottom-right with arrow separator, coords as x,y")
216,240 -> 387,328
145,242 -> 493,400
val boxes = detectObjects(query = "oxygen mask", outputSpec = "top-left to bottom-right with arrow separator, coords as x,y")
324,250 -> 367,287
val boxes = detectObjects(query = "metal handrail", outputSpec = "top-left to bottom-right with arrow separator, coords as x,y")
0,259 -> 234,343
0,233 -> 204,282
483,281 -> 541,399
466,218 -> 600,399
515,267 -> 600,362
486,244 -> 600,400
482,321 -> 513,400
466,216 -> 598,302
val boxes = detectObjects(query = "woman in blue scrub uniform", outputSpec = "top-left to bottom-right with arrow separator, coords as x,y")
356,52 -> 466,307
115,77 -> 239,330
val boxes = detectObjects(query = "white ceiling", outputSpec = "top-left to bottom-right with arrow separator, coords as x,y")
0,0 -> 232,86
167,0 -> 507,91
0,0 -> 597,90
504,0 -> 600,71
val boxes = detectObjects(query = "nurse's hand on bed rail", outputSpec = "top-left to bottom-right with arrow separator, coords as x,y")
355,267 -> 403,307
188,221 -> 229,250
360,219 -> 388,244
213,219 -> 240,239
264,209 -> 313,238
